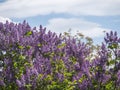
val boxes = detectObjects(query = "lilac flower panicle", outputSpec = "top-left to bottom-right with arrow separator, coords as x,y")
0,21 -> 120,90
0,80 -> 5,86
104,31 -> 120,45
16,79 -> 22,87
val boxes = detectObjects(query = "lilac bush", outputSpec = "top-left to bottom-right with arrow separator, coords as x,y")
0,21 -> 120,90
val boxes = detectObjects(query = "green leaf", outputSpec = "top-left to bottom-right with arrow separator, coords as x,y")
70,56 -> 77,64
18,55 -> 26,60
108,45 -> 113,49
112,43 -> 118,48
49,52 -> 55,57
26,45 -> 31,50
25,31 -> 32,36
108,60 -> 115,65
78,75 -> 86,83
25,84 -> 32,89
13,62 -> 17,68
15,42 -> 24,49
46,75 -> 52,81
105,81 -> 114,90
18,45 -> 24,49
57,43 -> 66,48
37,43 -> 42,47
108,43 -> 118,49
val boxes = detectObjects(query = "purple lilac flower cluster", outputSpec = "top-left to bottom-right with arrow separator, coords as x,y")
0,21 -> 120,90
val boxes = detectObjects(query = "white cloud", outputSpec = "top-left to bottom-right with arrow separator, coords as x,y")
45,18 -> 110,38
0,16 -> 12,23
0,0 -> 120,18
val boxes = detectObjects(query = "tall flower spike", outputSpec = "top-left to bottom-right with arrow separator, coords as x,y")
104,31 -> 120,45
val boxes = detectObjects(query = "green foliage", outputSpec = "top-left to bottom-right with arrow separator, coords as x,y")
105,81 -> 114,90
57,43 -> 66,49
25,31 -> 33,36
108,43 -> 118,49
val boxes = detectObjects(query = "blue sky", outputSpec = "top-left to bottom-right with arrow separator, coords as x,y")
0,0 -> 120,44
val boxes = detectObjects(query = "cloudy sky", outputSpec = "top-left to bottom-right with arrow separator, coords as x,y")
0,0 -> 120,44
